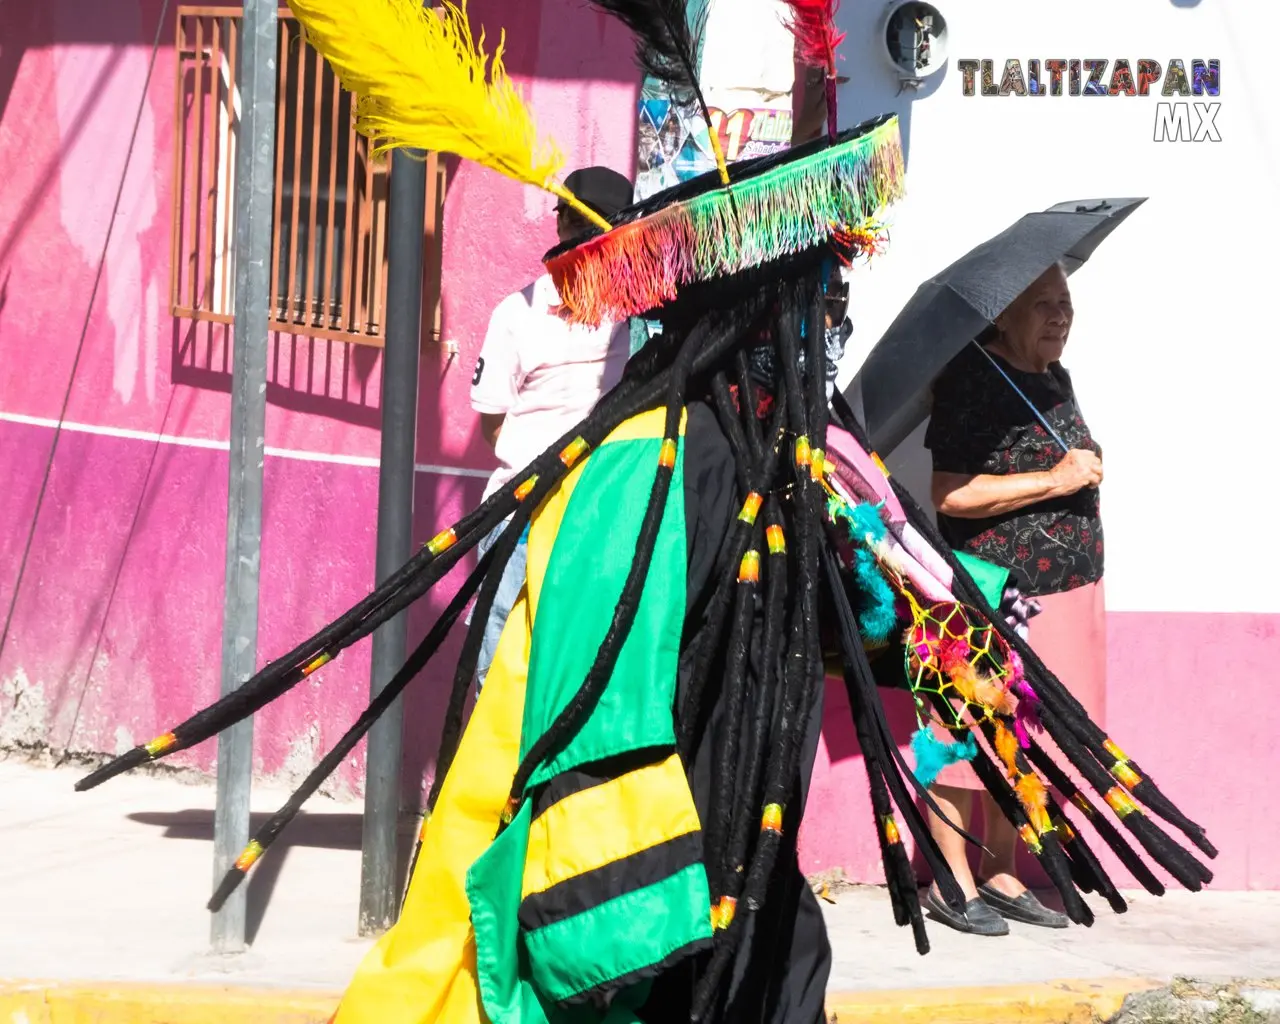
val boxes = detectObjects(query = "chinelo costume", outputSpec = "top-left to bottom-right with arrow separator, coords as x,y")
75,2 -> 1217,1023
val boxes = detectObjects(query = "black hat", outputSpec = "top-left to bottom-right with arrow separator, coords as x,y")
558,166 -> 634,221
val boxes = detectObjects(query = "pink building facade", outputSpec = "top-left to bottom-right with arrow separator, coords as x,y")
2,0 -> 1274,890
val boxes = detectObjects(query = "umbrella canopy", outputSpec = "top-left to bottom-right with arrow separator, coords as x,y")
844,197 -> 1146,455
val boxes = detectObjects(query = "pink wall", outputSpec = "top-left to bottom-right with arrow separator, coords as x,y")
0,0 -> 637,800
1,0 -> 1272,892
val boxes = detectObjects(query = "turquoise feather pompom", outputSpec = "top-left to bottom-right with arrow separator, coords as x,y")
910,727 -> 979,788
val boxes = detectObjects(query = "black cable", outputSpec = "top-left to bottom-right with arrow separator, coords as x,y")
1,0 -> 174,667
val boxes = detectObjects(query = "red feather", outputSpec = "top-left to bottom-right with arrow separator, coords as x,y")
779,0 -> 844,74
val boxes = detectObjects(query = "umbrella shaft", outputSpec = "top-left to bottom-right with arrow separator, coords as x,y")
971,341 -> 1070,453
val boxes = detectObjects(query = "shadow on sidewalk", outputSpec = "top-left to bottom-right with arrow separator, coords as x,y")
129,810 -> 418,944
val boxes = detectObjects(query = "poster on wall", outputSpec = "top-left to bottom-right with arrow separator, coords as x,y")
633,0 -> 796,202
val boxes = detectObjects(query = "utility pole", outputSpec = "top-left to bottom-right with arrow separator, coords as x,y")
212,0 -> 277,954
359,150 -> 426,934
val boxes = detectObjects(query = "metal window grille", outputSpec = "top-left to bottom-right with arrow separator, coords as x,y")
172,6 -> 444,348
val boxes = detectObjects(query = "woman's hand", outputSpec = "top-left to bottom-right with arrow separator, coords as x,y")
1049,449 -> 1103,494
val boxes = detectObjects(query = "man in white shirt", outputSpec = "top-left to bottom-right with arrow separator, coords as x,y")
468,166 -> 634,690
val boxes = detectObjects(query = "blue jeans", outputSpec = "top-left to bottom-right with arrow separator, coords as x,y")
470,516 -> 529,693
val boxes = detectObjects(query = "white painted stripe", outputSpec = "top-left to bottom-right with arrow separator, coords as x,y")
0,410 -> 490,479
1,411 -> 229,450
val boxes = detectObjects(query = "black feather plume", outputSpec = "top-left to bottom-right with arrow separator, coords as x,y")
587,0 -> 710,110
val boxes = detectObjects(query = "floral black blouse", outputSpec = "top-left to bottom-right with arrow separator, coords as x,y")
924,344 -> 1104,598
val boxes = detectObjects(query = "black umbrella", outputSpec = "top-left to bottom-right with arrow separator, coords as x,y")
843,197 -> 1146,455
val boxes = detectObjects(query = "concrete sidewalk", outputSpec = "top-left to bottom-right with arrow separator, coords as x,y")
2,756 -> 1277,1009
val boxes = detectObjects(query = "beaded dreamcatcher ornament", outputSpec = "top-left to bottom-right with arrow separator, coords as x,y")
823,471 -> 1054,843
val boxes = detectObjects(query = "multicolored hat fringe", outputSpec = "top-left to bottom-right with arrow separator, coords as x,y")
546,115 -> 905,325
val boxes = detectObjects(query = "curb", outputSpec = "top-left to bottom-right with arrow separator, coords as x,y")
0,982 -> 339,1024
1,977 -> 1162,1024
827,978 -> 1164,1024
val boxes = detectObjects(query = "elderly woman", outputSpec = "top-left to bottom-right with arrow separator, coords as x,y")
922,262 -> 1106,936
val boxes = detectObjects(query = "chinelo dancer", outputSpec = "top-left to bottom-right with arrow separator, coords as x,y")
75,2 -> 1216,1023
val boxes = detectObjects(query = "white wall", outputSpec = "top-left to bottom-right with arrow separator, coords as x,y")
833,0 -> 1279,615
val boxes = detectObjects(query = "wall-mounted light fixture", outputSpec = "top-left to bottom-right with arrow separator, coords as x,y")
880,2 -> 948,90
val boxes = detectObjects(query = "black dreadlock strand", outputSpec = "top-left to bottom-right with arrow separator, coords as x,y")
703,371 -> 778,890
709,370 -> 754,497
718,495 -> 788,904
690,319 -> 817,1017
704,514 -> 762,897
690,556 -> 807,1022
804,273 -> 829,458
840,661 -> 930,952
677,409 -> 786,760
1026,740 -> 1165,897
734,349 -> 768,460
826,391 -> 1216,861
1043,791 -> 1130,914
207,539 -> 496,912
701,356 -> 787,899
1037,705 -> 1210,891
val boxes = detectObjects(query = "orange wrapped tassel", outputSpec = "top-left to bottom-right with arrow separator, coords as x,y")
514,474 -> 538,501
738,492 -> 763,525
1105,787 -> 1139,819
809,449 -> 825,482
144,732 -> 178,758
711,895 -> 737,930
427,527 -> 457,555
234,840 -> 264,872
501,796 -> 521,824
559,436 -> 589,467
302,652 -> 332,676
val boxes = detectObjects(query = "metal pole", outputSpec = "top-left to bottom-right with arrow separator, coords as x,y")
359,149 -> 426,934
212,0 -> 277,954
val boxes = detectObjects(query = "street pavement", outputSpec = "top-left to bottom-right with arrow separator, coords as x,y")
3,756 -> 1277,993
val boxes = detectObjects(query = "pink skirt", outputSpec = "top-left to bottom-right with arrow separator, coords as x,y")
927,579 -> 1108,791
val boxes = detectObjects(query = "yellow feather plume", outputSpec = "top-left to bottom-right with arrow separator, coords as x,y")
286,0 -> 611,230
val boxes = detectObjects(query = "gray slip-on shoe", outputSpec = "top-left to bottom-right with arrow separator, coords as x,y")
978,884 -> 1070,929
925,887 -> 1009,936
